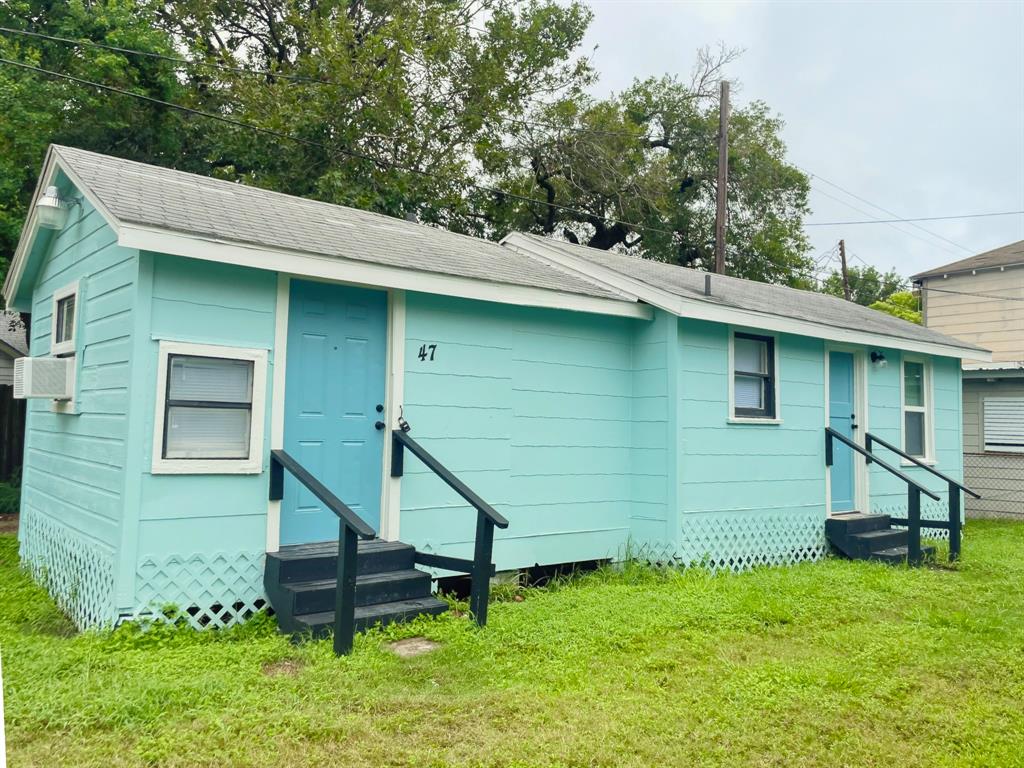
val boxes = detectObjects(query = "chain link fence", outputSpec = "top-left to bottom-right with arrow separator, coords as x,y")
965,452 -> 1024,520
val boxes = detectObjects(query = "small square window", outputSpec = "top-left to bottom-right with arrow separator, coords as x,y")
151,341 -> 267,475
55,295 -> 75,344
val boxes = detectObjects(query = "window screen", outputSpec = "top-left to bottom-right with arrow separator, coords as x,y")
55,294 -> 75,345
163,355 -> 254,460
983,397 -> 1024,453
733,333 -> 775,418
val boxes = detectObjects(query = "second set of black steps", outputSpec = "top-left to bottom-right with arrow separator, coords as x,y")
826,513 -> 935,564
264,539 -> 447,637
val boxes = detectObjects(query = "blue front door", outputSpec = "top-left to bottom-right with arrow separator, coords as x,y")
281,280 -> 387,545
828,351 -> 857,513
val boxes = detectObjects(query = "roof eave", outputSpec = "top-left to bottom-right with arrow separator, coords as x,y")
912,261 -> 1024,282
118,224 -> 653,320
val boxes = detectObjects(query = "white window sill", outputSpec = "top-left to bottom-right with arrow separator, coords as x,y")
151,459 -> 264,475
728,417 -> 783,425
900,458 -> 936,467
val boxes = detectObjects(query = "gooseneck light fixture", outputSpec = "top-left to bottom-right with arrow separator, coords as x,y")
35,186 -> 80,230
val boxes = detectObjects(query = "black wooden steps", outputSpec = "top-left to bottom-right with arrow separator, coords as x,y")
826,513 -> 935,564
264,539 -> 446,637
296,597 -> 449,637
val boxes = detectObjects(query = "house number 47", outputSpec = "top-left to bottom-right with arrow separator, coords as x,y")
417,344 -> 437,361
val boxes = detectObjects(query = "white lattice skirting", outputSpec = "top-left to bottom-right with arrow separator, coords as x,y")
19,509 -> 117,628
129,551 -> 268,629
674,508 -> 829,572
873,495 -> 953,541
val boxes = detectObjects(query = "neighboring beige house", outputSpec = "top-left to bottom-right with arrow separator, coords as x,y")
913,240 -> 1024,519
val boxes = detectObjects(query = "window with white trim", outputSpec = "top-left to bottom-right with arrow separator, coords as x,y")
902,359 -> 929,458
983,398 -> 1024,453
732,332 -> 776,419
152,341 -> 267,474
51,281 -> 79,356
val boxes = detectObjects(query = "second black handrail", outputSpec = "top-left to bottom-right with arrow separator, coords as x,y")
391,429 -> 508,626
825,427 -> 939,565
865,431 -> 981,561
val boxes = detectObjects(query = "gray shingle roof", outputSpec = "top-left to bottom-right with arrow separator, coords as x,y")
911,240 -> 1024,281
516,234 -> 988,353
52,146 -> 628,302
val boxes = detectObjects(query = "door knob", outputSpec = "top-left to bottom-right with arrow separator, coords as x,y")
374,420 -> 385,430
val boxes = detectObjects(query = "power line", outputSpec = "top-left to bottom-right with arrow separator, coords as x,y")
0,25 -> 336,85
808,184 -> 964,258
806,210 -> 1024,226
0,55 -> 683,241
806,170 -> 972,253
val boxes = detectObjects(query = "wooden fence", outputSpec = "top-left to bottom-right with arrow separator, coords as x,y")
0,386 -> 25,481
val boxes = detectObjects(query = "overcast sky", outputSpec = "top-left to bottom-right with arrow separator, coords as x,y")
579,0 -> 1024,280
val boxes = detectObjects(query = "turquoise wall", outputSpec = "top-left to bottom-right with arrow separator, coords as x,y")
866,351 -> 964,532
675,319 -> 829,569
19,184 -> 138,627
125,253 -> 278,626
400,292 -> 645,570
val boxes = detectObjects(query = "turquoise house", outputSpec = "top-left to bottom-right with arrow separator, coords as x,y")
5,146 -> 989,632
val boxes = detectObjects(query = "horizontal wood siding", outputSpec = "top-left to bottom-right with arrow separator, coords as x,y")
922,268 -> 1024,362
135,255 -> 277,545
678,320 -> 826,515
22,201 -> 134,551
961,378 -> 1024,518
19,195 -> 137,626
401,293 -> 642,569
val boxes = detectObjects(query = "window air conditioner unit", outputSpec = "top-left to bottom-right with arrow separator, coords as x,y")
13,357 -> 74,400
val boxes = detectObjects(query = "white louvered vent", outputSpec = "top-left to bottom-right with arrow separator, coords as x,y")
13,357 -> 73,400
984,397 -> 1024,453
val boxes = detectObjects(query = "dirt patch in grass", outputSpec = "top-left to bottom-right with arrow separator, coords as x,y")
388,637 -> 441,658
262,658 -> 306,677
0,513 -> 18,535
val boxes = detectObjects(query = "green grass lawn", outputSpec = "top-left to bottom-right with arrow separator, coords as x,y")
3,523 -> 1024,767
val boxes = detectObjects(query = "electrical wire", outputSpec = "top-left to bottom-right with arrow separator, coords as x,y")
806,211 -> 1024,226
919,285 -> 1024,302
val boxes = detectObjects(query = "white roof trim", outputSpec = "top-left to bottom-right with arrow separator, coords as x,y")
502,232 -> 992,361
3,147 -> 123,310
118,224 -> 652,320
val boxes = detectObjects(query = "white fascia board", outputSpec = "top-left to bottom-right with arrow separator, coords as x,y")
117,224 -> 652,320
503,232 -> 992,361
4,148 -> 123,310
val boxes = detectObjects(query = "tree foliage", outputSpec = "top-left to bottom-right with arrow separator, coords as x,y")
0,0 -> 205,278
869,290 -> 922,324
822,264 -> 907,306
0,1 -> 814,290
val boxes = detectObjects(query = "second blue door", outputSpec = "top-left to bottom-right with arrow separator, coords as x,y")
281,280 -> 387,545
828,351 -> 856,513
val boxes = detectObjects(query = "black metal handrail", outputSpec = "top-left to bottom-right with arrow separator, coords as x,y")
270,448 -> 374,655
391,429 -> 508,626
865,432 -> 981,562
825,427 -> 939,565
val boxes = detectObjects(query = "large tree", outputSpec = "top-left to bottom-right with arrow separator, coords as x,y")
155,0 -> 596,230
482,46 -> 814,285
0,0 -> 204,278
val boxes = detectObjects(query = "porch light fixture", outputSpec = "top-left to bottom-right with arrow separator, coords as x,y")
871,351 -> 888,368
35,186 -> 79,230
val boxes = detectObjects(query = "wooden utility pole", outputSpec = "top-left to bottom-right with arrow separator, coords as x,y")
714,80 -> 730,274
839,239 -> 851,301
